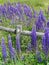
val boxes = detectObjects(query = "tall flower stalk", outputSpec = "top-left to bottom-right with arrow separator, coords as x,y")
31,27 -> 37,52
8,34 -> 16,62
1,37 -> 7,64
42,28 -> 49,59
36,10 -> 46,31
42,35 -> 48,57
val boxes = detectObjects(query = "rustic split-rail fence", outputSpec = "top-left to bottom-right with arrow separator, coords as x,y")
0,25 -> 44,36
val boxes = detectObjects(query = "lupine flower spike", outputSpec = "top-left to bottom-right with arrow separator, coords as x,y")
1,37 -> 7,64
8,34 -> 16,60
31,26 -> 37,52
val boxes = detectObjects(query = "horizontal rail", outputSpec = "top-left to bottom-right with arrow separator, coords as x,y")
21,31 -> 44,36
0,26 -> 15,33
16,25 -> 44,36
0,26 -> 44,36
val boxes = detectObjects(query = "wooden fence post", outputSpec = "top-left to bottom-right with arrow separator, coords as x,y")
16,25 -> 22,57
16,25 -> 22,34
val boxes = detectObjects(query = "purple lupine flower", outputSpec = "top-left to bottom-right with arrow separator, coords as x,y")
16,34 -> 21,53
35,14 -> 45,31
42,28 -> 49,56
8,39 -> 15,59
1,6 -> 7,17
36,20 -> 43,31
42,34 -> 48,56
39,10 -> 46,22
15,3 -> 23,21
8,34 -> 16,59
45,28 -> 49,48
35,20 -> 40,31
47,33 -> 49,49
16,2 -> 23,14
8,34 -> 12,57
6,5 -> 13,19
38,10 -> 46,28
47,20 -> 49,27
8,39 -> 12,53
31,27 -> 37,51
23,4 -> 32,18
8,34 -> 16,60
44,27 -> 49,39
1,37 -> 7,61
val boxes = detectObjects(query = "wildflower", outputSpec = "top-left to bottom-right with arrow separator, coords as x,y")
1,37 -> 7,61
31,27 -> 37,51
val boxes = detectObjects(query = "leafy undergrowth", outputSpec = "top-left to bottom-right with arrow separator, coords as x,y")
0,49 -> 47,65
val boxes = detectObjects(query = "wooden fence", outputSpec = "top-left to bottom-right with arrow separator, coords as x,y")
0,25 -> 44,36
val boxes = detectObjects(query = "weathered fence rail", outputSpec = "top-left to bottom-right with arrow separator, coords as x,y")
0,26 -> 15,32
21,31 -> 44,36
0,25 -> 44,36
